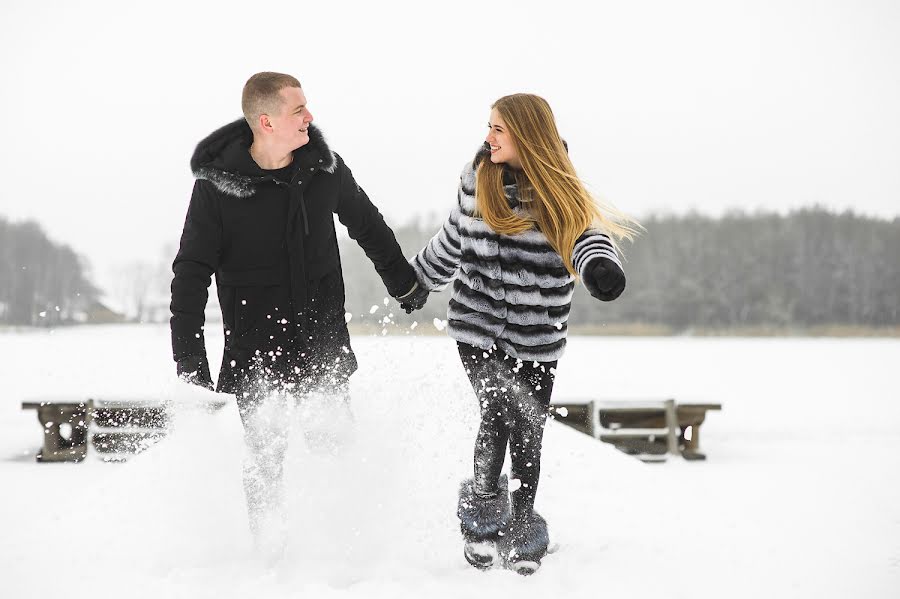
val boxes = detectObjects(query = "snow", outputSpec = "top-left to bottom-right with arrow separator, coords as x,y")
1,326 -> 899,598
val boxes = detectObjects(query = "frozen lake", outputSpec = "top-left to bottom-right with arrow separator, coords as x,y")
1,325 -> 898,598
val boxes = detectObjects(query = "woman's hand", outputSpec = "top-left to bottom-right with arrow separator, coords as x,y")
584,258 -> 626,301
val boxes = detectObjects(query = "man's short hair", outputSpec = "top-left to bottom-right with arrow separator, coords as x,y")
241,72 -> 302,130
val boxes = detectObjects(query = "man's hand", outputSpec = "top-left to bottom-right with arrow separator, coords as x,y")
397,281 -> 430,314
176,354 -> 214,390
583,257 -> 626,301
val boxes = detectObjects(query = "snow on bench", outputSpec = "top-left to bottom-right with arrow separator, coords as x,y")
21,398 -> 225,463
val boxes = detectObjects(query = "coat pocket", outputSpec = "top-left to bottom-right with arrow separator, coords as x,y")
216,266 -> 290,344
217,265 -> 284,287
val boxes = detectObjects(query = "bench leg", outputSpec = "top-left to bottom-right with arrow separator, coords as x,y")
35,404 -> 89,463
682,422 -> 707,461
663,399 -> 680,456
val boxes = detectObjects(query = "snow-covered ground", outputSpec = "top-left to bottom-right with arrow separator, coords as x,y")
2,325 -> 898,598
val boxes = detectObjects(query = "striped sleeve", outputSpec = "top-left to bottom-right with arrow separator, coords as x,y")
411,206 -> 463,291
572,228 -> 622,279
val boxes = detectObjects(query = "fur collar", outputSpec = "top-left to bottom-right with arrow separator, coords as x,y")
472,142 -> 492,170
465,143 -> 520,205
190,119 -> 337,198
463,137 -> 570,211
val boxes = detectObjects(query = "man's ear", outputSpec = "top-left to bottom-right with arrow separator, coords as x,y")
258,114 -> 273,132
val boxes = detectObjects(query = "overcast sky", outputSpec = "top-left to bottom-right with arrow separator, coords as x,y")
1,0 -> 898,295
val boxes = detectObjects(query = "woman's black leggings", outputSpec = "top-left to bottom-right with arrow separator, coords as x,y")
457,342 -> 557,518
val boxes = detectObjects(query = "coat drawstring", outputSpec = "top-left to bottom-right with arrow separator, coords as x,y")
299,196 -> 310,236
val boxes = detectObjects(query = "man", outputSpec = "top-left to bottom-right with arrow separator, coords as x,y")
170,72 -> 428,543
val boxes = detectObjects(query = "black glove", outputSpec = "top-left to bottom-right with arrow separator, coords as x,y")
397,281 -> 430,314
583,257 -> 626,301
176,354 -> 214,390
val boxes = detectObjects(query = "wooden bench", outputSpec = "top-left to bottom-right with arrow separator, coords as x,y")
551,399 -> 722,462
21,398 -> 225,462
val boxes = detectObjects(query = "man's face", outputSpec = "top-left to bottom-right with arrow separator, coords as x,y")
269,86 -> 314,151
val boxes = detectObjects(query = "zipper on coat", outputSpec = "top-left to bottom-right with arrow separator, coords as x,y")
287,170 -> 311,237
271,177 -> 310,340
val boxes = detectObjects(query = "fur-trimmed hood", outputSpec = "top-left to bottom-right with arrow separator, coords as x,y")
190,119 -> 337,198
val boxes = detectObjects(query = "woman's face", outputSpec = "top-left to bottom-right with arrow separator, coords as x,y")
485,108 -> 521,169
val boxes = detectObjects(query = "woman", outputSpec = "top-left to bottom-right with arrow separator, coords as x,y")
402,94 -> 638,574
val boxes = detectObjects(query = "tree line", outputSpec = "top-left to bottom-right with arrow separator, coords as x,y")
3,208 -> 897,330
0,218 -> 100,326
341,207 -> 900,331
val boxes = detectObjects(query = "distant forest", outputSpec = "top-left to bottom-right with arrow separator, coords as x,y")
2,208 -> 898,331
0,218 -> 100,326
341,208 -> 900,332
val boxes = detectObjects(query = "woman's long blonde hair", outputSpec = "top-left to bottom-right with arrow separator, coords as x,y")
475,93 -> 640,276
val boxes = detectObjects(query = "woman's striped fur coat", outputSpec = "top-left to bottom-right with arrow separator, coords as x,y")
411,147 -> 622,362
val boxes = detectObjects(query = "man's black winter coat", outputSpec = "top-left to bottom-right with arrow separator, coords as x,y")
171,119 -> 416,394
